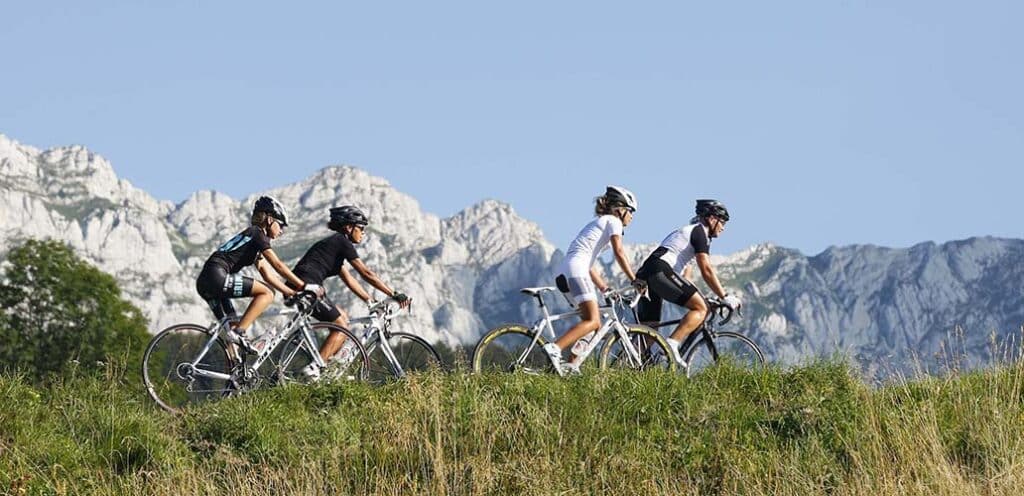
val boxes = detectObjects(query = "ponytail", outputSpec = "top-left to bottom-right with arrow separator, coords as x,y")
327,219 -> 346,233
251,211 -> 270,227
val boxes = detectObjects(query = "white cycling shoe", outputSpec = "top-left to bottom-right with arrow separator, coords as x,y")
299,363 -> 322,382
542,343 -> 568,376
664,338 -> 688,370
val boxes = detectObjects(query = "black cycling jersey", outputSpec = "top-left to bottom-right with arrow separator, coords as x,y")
292,233 -> 360,285
205,226 -> 272,274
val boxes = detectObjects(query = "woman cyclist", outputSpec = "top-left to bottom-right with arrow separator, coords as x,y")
634,199 -> 742,367
292,205 -> 411,380
195,196 -> 321,351
545,186 -> 641,374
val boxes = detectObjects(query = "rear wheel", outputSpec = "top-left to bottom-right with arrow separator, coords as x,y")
598,325 -> 678,372
142,324 -> 236,414
471,324 -> 551,374
684,331 -> 765,377
306,323 -> 370,382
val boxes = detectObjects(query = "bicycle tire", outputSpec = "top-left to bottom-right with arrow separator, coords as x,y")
471,324 -> 552,374
362,332 -> 442,383
684,331 -> 765,377
142,323 -> 236,414
598,325 -> 678,372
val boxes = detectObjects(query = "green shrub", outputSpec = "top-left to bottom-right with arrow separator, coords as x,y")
0,239 -> 150,381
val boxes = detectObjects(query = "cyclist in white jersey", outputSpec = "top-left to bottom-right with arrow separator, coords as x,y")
545,186 -> 641,373
635,199 -> 742,366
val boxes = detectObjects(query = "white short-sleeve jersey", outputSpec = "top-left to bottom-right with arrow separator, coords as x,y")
559,215 -> 624,277
656,223 -> 711,273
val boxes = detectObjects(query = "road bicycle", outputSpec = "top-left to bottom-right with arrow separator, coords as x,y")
471,286 -> 676,375
629,295 -> 765,377
320,296 -> 442,383
142,291 -> 368,414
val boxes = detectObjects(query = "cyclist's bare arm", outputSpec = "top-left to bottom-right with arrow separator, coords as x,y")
349,258 -> 409,308
339,265 -> 371,302
260,248 -> 306,289
256,258 -> 296,296
695,253 -> 727,298
610,235 -> 637,282
588,266 -> 609,292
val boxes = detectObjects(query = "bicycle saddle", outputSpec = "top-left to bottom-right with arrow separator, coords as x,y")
520,287 -> 557,296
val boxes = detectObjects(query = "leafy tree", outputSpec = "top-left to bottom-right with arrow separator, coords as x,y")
0,239 -> 150,380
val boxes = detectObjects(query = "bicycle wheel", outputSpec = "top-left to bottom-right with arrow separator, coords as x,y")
471,324 -> 551,374
598,325 -> 678,372
362,332 -> 442,383
142,324 -> 236,414
308,322 -> 370,382
684,331 -> 765,377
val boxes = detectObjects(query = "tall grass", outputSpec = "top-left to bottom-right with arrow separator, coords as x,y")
3,360 -> 1024,495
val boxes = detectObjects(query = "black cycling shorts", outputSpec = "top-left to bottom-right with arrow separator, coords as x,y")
286,281 -> 343,323
635,257 -> 698,324
195,262 -> 255,320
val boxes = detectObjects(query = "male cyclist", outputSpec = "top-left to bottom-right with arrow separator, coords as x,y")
634,199 -> 741,367
293,205 -> 411,380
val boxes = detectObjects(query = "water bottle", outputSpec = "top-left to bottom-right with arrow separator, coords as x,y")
571,331 -> 598,355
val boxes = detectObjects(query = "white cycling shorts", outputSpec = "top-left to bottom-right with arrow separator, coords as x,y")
556,274 -> 597,305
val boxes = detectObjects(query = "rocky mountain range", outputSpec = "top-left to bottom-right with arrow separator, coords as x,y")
2,133 -> 1021,375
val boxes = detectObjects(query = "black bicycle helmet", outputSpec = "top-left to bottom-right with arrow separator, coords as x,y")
329,205 -> 369,227
253,196 -> 288,226
604,185 -> 638,212
695,199 -> 729,222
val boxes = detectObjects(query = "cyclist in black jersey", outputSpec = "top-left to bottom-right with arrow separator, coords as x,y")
634,199 -> 742,366
292,205 -> 410,379
195,196 -> 322,350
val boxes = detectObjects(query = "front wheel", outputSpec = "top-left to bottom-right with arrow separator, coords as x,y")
684,331 -> 765,377
142,323 -> 237,414
598,325 -> 678,372
471,324 -> 551,374
362,332 -> 442,383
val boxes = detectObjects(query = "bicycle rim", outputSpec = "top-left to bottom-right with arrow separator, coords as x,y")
599,325 -> 677,372
365,332 -> 442,383
471,325 -> 550,374
684,331 -> 765,378
142,324 -> 236,414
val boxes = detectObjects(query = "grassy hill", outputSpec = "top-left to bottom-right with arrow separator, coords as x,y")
3,361 -> 1024,495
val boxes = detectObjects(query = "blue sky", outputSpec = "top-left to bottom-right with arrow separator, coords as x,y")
2,1 -> 1021,255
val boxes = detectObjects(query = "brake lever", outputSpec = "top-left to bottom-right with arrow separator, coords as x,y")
718,305 -> 735,326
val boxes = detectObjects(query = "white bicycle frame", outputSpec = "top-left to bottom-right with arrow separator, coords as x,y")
183,306 -> 327,385
517,287 -> 648,370
342,298 -> 409,377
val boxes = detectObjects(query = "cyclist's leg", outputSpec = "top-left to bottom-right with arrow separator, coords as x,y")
553,275 -> 602,350
235,279 -> 272,331
196,264 -> 239,321
672,292 -> 706,339
641,264 -> 705,340
312,296 -> 352,361
636,288 -> 664,328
